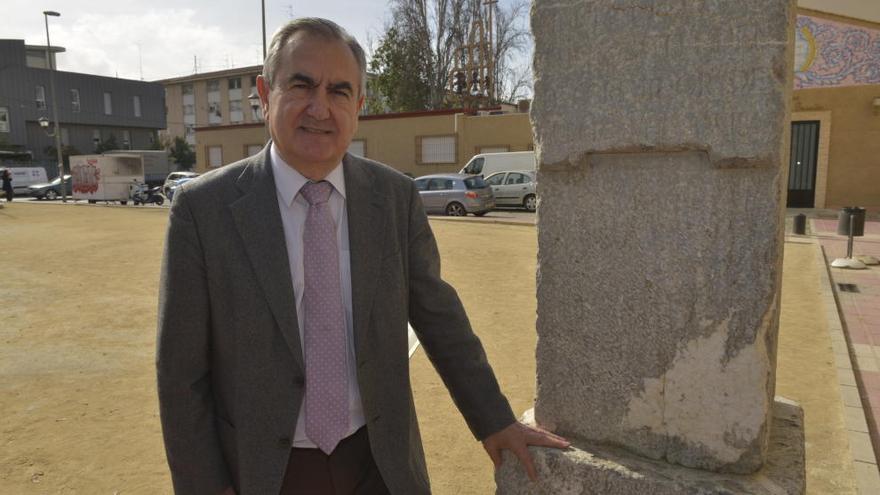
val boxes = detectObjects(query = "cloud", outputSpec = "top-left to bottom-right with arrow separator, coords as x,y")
45,9 -> 263,81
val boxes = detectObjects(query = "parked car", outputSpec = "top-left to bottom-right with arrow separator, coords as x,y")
166,177 -> 196,203
413,173 -> 494,216
459,151 -> 535,178
28,175 -> 72,200
484,170 -> 537,212
162,171 -> 200,196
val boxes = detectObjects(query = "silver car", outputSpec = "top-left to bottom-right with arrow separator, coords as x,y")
414,173 -> 495,216
484,170 -> 536,212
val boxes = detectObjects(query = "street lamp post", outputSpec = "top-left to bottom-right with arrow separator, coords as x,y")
43,10 -> 65,202
248,89 -> 268,144
261,0 -> 267,60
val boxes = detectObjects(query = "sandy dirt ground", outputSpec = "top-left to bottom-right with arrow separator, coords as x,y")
0,203 -> 855,494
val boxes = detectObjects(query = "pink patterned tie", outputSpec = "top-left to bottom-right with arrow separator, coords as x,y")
300,181 -> 349,454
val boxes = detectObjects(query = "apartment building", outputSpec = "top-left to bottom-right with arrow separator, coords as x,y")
158,65 -> 265,149
159,65 -> 387,169
0,39 -> 165,170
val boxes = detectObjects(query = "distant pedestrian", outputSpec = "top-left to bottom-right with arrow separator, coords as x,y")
1,169 -> 13,202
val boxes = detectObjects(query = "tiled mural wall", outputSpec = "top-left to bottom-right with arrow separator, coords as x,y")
795,14 -> 880,89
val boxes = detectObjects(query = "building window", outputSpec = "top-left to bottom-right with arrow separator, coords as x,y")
228,78 -> 243,123
133,96 -> 142,117
182,84 -> 194,96
348,139 -> 366,157
207,79 -> 222,124
208,102 -> 222,123
184,125 -> 196,145
92,129 -> 102,150
208,146 -> 223,168
229,100 -> 243,123
250,75 -> 257,87
35,86 -> 47,109
123,130 -> 131,149
246,144 -> 262,156
103,92 -> 113,115
71,89 -> 80,113
417,135 -> 457,164
61,127 -> 69,146
0,107 -> 10,133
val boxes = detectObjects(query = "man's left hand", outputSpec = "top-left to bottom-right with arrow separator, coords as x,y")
482,421 -> 570,481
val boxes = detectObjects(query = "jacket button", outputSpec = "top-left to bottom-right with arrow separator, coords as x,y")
294,376 -> 305,386
278,436 -> 291,447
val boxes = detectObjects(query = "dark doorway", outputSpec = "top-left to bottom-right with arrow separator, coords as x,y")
787,121 -> 820,208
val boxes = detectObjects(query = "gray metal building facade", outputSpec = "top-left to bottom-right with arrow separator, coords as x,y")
0,39 -> 165,173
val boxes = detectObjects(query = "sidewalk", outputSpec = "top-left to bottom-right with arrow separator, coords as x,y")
806,215 -> 880,492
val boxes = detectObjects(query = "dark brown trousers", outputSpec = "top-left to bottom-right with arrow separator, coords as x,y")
279,427 -> 390,495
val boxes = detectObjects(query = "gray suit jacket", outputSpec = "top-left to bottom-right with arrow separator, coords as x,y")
156,148 -> 515,494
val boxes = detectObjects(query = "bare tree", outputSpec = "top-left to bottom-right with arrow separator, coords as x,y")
372,0 -> 531,110
489,0 -> 532,103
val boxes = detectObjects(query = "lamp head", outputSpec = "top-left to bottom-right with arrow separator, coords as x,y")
38,117 -> 50,129
43,11 -> 60,17
247,89 -> 260,108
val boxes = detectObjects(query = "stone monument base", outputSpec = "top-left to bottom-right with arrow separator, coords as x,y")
496,397 -> 805,494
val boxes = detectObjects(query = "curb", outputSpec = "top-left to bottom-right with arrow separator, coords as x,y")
427,215 -> 535,228
813,237 -> 880,493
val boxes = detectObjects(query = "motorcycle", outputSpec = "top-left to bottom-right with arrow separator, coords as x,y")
131,182 -> 165,206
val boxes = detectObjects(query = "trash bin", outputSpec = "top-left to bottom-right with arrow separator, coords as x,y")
836,207 -> 866,236
793,214 -> 807,235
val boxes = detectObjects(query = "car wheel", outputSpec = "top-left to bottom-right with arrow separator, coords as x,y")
88,200 -> 96,204
120,201 -> 127,205
445,202 -> 466,216
156,196 -> 165,206
524,194 -> 537,212
474,211 -> 488,217
45,190 -> 58,200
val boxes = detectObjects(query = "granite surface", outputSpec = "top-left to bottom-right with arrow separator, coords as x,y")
531,0 -> 796,473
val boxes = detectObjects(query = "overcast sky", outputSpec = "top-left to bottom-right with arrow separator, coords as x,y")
4,0 -> 475,81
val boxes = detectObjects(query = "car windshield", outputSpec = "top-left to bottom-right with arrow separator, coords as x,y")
464,177 -> 487,189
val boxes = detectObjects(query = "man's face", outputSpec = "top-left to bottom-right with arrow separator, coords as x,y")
257,32 -> 364,177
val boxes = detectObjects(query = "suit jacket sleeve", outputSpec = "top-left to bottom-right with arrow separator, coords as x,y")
156,188 -> 231,494
404,181 -> 517,440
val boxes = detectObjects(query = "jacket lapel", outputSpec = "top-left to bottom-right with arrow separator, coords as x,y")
344,154 -> 386,362
229,148 -> 305,372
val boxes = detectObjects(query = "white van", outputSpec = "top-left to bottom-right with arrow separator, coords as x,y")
1,167 -> 48,194
459,151 -> 535,178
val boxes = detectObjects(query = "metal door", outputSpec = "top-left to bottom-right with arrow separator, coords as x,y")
787,121 -> 819,208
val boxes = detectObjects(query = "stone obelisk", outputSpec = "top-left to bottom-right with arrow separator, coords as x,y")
497,0 -> 805,492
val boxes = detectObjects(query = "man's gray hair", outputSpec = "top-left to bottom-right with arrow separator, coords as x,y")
263,18 -> 367,96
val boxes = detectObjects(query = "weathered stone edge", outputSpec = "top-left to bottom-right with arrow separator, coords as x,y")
496,398 -> 805,494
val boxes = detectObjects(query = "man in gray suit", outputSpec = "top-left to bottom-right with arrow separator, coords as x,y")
157,17 -> 567,495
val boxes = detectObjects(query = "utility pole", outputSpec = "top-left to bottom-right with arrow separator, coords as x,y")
485,0 -> 497,104
261,0 -> 267,60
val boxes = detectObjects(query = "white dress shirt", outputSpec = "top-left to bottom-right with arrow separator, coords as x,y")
270,144 -> 366,448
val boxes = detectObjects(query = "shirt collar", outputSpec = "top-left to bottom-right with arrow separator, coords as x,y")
270,143 -> 346,207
